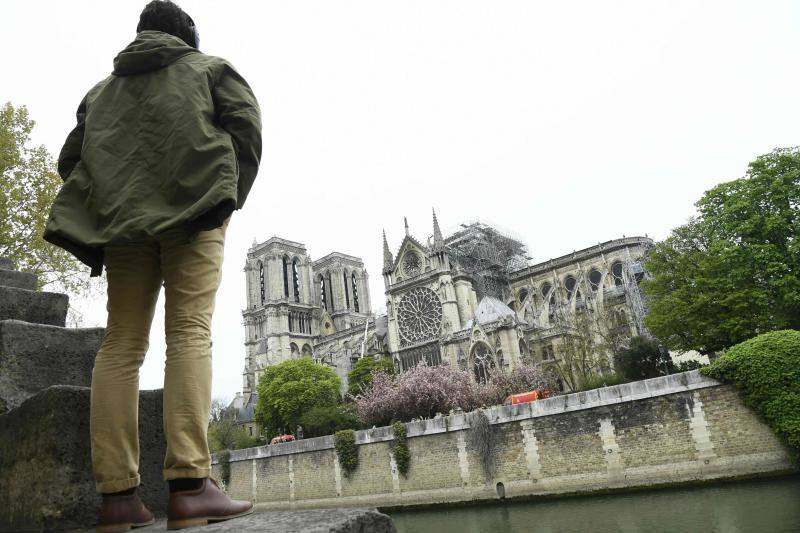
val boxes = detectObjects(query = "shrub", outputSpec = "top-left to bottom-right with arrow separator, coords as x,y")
616,336 -> 675,380
391,421 -> 410,477
578,372 -> 626,391
468,409 -> 496,479
674,359 -> 706,373
298,405 -> 360,438
334,429 -> 359,477
701,330 -> 800,453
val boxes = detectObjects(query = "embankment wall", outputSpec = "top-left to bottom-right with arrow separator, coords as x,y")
212,371 -> 795,510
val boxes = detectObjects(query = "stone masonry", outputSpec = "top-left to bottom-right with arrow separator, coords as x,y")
213,371 -> 797,511
0,257 -> 168,531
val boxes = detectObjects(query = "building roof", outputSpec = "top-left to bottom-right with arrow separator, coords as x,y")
463,296 -> 516,330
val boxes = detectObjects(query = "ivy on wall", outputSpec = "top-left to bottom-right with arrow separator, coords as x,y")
218,449 -> 231,487
469,409 -> 497,479
334,429 -> 359,477
392,421 -> 410,477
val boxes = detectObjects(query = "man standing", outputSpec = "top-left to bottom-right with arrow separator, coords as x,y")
43,1 -> 262,530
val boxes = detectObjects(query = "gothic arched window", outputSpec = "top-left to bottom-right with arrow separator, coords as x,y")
258,261 -> 265,305
326,271 -> 334,311
292,258 -> 300,303
611,261 -> 624,286
320,275 -> 327,311
343,271 -> 350,309
352,272 -> 360,313
564,275 -> 577,300
589,269 -> 602,291
282,256 -> 289,298
471,342 -> 495,384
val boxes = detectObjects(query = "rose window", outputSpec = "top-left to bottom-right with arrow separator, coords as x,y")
397,287 -> 442,345
403,251 -> 422,277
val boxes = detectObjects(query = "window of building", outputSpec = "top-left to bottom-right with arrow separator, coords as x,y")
343,271 -> 350,309
589,269 -> 602,292
320,276 -> 327,311
258,261 -> 265,304
282,256 -> 289,297
326,272 -> 334,311
611,261 -> 624,286
292,258 -> 300,303
542,344 -> 555,361
541,282 -> 552,299
564,275 -> 577,300
518,288 -> 529,304
352,272 -> 360,313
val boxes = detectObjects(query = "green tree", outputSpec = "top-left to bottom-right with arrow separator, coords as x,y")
615,336 -> 674,381
347,357 -> 395,396
0,102 -> 97,296
643,147 -> 800,355
255,358 -> 341,440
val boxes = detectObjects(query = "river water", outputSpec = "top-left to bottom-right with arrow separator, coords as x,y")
388,476 -> 800,533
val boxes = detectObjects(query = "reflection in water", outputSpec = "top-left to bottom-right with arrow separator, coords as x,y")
389,476 -> 800,533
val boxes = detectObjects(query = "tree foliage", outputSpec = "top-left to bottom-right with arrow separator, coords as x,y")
615,336 -> 674,381
701,330 -> 800,453
0,102 -> 100,299
254,358 -> 341,439
346,356 -> 395,397
643,147 -> 800,354
207,398 -> 260,452
298,404 -> 360,438
391,421 -> 410,477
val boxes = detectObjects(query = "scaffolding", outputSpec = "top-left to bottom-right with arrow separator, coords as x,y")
444,221 -> 530,300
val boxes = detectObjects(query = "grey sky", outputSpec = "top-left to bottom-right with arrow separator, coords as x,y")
3,1 -> 799,404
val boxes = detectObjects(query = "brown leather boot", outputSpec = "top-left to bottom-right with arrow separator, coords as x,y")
167,477 -> 253,530
95,487 -> 155,533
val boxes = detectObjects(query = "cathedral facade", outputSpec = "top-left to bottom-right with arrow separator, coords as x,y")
231,213 -> 654,434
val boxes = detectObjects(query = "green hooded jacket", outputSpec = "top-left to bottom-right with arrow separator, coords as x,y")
43,31 -> 262,276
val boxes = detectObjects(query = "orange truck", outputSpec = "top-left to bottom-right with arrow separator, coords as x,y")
504,389 -> 552,405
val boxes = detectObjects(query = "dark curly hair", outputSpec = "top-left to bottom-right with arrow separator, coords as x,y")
136,0 -> 198,48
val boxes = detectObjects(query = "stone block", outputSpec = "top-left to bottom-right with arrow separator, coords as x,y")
70,509 -> 396,532
0,267 -> 37,290
0,285 -> 69,326
0,319 -> 104,414
0,386 -> 167,531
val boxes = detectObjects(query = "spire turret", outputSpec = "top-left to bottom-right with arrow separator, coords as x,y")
404,217 -> 410,237
432,208 -> 444,251
382,230 -> 394,272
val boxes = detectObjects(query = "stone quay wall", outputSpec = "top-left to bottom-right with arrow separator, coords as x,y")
212,371 -> 796,511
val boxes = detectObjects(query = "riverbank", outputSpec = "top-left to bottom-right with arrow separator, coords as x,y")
212,371 -> 796,511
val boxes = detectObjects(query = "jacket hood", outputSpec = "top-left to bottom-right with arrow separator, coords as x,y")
113,31 -> 198,76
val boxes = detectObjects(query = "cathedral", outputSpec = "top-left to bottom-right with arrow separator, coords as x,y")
230,211 -> 654,435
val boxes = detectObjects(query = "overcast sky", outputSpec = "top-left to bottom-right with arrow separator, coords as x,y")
3,1 -> 799,404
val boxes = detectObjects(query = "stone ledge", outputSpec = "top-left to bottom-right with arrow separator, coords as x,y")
0,385 -> 166,531
0,267 -> 37,290
220,371 -> 720,463
0,285 -> 69,326
0,320 -> 104,414
68,509 -> 396,532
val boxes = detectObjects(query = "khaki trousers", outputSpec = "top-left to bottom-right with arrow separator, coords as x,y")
90,216 -> 229,493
